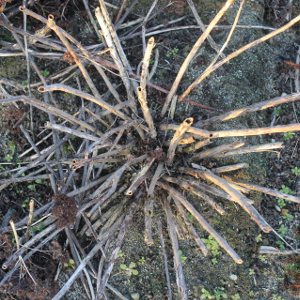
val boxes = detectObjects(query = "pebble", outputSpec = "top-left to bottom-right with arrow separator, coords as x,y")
275,205 -> 281,212
131,293 -> 140,300
230,274 -> 238,281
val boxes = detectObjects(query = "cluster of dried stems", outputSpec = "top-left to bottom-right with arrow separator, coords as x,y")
0,0 -> 300,299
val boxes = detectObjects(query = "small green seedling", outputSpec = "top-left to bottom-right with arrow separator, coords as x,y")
275,107 -> 282,116
211,257 -> 218,264
248,268 -> 255,276
64,259 -> 75,269
292,167 -> 300,176
271,294 -> 283,300
283,131 -> 295,140
138,257 -> 146,264
166,47 -> 178,58
213,288 -> 228,299
277,198 -> 286,208
179,250 -> 187,263
202,235 -> 220,256
280,185 -> 293,195
230,294 -> 240,300
283,212 -> 293,221
28,184 -> 36,191
117,250 -> 124,258
41,70 -> 50,77
255,234 -> 262,243
201,288 -> 228,299
8,141 -> 16,152
5,154 -> 13,162
30,224 -> 46,232
278,224 -> 287,236
187,212 -> 194,222
258,255 -> 268,263
21,198 -> 30,208
276,240 -> 285,250
120,262 -> 138,276
201,288 -> 214,299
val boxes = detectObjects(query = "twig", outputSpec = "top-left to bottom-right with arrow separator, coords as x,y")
172,195 -> 208,255
94,56 -> 222,112
39,84 -> 131,122
82,0 -> 103,41
0,95 -> 98,134
144,196 -> 154,245
148,161 -> 164,196
196,92 -> 300,128
212,163 -> 249,173
149,48 -> 159,81
89,185 -> 128,229
25,199 -> 34,242
157,181 -> 243,263
186,177 -> 253,204
87,197 -> 129,237
181,166 -> 272,233
0,174 -> 50,185
212,143 -> 282,158
65,227 -> 92,299
187,0 -> 225,58
96,2 -> 138,108
160,123 -> 300,139
114,0 -> 128,25
182,139 -> 211,153
192,141 -> 245,161
167,117 -> 194,165
1,209 -> 16,229
157,220 -> 173,300
115,0 -> 139,30
80,155 -> 148,214
97,238 -> 110,291
182,0 -> 246,106
259,246 -> 300,255
179,13 -> 300,101
96,190 -> 143,299
223,175 -> 300,204
161,0 -> 235,117
3,223 -> 57,269
163,176 -> 225,215
126,157 -> 155,195
137,86 -> 156,138
0,226 -> 61,287
0,202 -> 54,234
141,0 -> 158,54
46,122 -> 102,140
222,178 -> 250,194
138,36 -> 157,138
161,197 -> 188,300
52,213 -> 123,300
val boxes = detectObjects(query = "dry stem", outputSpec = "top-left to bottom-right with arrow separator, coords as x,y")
158,181 -> 243,264
167,117 -> 193,165
180,166 -> 271,233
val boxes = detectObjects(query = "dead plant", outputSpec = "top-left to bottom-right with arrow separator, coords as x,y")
0,0 -> 300,299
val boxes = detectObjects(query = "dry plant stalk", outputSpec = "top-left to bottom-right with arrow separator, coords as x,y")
167,117 -> 193,165
1,1 -> 300,300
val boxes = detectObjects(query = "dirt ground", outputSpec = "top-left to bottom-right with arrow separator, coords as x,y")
1,0 -> 300,299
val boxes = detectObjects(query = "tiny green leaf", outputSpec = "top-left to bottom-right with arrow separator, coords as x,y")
132,269 -> 139,275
